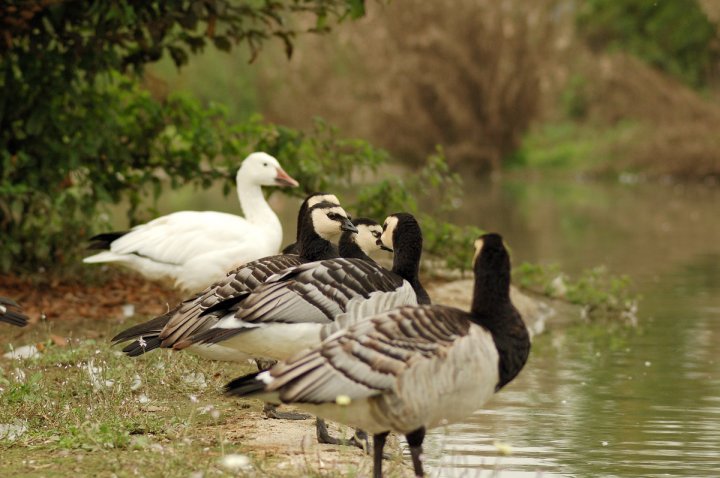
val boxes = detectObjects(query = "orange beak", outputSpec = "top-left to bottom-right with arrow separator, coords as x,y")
274,167 -> 299,188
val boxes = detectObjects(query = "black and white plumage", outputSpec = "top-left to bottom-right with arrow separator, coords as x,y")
180,213 -> 430,362
281,193 -> 340,255
225,233 -> 531,478
338,218 -> 386,262
0,297 -> 28,327
112,196 -> 357,361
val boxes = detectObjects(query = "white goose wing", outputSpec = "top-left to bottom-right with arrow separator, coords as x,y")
241,304 -> 473,404
108,211 -> 255,266
191,258 -> 411,345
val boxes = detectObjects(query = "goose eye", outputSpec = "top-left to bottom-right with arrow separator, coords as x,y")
372,231 -> 381,238
263,162 -> 268,167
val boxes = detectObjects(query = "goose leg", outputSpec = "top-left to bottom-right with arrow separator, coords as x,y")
316,418 -> 368,450
373,431 -> 389,478
406,427 -> 426,478
255,359 -> 311,420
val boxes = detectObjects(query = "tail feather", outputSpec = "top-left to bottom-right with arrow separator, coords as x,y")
224,372 -> 265,397
112,311 -> 174,344
86,231 -> 128,250
0,298 -> 28,327
122,336 -> 163,357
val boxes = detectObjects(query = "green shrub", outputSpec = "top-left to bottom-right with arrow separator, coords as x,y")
577,0 -> 719,88
0,0 -> 368,273
0,0 -> 489,276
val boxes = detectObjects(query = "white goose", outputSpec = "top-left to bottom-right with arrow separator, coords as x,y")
83,152 -> 299,293
0,297 -> 28,327
225,233 -> 531,478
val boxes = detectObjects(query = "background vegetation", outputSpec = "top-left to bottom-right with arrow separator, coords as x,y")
1,0 -> 718,275
0,0 -> 458,274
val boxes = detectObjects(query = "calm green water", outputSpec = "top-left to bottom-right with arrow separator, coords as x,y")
422,176 -> 720,477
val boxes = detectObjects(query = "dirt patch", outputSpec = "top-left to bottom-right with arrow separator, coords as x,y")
0,270 -> 180,326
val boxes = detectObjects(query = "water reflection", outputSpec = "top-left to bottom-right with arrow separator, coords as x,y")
420,176 -> 720,477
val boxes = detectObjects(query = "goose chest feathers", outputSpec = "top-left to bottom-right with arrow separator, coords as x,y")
180,212 -> 429,362
84,152 -> 298,293
225,233 -> 530,478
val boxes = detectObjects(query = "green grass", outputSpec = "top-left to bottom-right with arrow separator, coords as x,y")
0,320 -> 381,477
508,120 -> 640,172
513,262 -> 639,323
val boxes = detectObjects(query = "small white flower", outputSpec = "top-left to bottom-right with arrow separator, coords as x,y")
130,375 -> 142,391
183,372 -> 207,389
13,368 -> 26,383
121,304 -> 135,317
138,394 -> 150,404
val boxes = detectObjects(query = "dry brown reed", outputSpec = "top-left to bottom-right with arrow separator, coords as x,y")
259,0 -> 559,173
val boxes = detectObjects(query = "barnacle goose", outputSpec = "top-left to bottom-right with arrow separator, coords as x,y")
225,233 -> 530,478
84,152 -> 299,293
179,213 -> 430,361
112,195 -> 356,361
0,297 -> 28,327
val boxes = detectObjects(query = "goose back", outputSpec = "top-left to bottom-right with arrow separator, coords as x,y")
112,196 -> 351,359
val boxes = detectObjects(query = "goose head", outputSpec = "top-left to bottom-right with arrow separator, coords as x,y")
305,192 -> 341,209
379,212 -> 429,303
472,233 -> 511,291
309,202 -> 357,242
238,152 -> 299,188
378,212 -> 421,253
349,218 -> 386,254
297,192 -> 341,226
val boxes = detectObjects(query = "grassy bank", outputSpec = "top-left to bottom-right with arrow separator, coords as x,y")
0,320 -> 406,477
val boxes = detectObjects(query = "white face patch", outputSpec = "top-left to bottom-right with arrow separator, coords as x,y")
381,216 -> 399,251
473,238 -> 484,265
311,206 -> 350,241
307,194 -> 340,208
355,224 -> 383,254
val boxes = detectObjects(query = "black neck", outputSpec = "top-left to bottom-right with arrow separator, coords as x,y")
339,231 -> 372,261
470,245 -> 530,391
294,203 -> 308,242
297,218 -> 339,261
470,250 -> 512,320
392,235 -> 430,304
